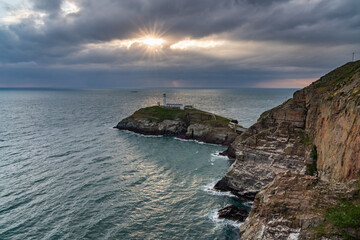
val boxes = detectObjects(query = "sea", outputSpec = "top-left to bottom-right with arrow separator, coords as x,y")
0,88 -> 296,240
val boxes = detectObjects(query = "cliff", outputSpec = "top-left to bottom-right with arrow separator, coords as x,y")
240,172 -> 360,239
304,62 -> 360,181
115,106 -> 243,145
215,61 -> 360,238
214,88 -> 312,199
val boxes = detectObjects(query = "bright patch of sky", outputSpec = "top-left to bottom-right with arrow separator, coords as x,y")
0,0 -> 37,25
61,1 -> 79,15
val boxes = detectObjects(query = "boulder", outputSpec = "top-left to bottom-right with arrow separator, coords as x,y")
218,205 -> 249,222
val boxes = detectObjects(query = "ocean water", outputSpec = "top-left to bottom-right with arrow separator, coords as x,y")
0,89 -> 296,240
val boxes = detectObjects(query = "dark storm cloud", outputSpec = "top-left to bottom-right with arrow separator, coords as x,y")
0,0 -> 359,88
31,0 -> 62,12
234,0 -> 360,44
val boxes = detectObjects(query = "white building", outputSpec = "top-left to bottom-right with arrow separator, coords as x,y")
161,93 -> 185,110
163,93 -> 167,106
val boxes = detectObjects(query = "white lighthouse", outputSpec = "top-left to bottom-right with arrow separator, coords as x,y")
160,93 -> 186,110
163,93 -> 167,106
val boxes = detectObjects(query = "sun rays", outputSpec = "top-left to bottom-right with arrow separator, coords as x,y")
132,22 -> 168,60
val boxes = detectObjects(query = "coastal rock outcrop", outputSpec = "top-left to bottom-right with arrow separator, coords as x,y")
215,61 -> 360,238
304,64 -> 360,181
116,106 -> 242,146
116,118 -> 186,136
217,61 -> 360,197
214,90 -> 312,199
240,172 -> 359,240
218,205 -> 249,222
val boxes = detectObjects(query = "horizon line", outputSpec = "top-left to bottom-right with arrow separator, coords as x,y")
0,86 -> 301,90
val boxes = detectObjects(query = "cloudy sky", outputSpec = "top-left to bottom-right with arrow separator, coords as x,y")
0,0 -> 359,88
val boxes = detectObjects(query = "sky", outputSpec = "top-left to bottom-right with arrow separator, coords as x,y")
0,0 -> 359,89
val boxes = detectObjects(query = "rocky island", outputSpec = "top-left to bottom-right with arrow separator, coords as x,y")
115,106 -> 244,146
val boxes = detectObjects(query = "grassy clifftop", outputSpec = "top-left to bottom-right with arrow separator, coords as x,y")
309,60 -> 360,99
129,106 -> 236,128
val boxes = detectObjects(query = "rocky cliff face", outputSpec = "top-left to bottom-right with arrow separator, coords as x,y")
303,62 -> 360,181
214,89 -> 313,199
215,61 -> 360,238
240,172 -> 359,240
116,106 -> 241,146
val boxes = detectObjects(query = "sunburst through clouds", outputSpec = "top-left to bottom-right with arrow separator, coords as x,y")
132,22 -> 167,61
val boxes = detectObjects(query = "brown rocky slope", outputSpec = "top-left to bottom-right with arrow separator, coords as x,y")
215,61 -> 360,239
240,172 -> 360,239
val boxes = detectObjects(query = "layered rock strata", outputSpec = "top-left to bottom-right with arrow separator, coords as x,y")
218,205 -> 249,223
216,61 -> 360,198
215,90 -> 313,199
216,61 -> 360,238
240,172 -> 359,239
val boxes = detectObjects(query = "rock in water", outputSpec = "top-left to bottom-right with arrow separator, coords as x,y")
218,205 -> 249,222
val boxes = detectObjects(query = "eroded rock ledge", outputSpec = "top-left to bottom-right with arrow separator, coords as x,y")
115,106 -> 244,146
218,205 -> 249,223
214,89 -> 312,200
240,172 -> 359,240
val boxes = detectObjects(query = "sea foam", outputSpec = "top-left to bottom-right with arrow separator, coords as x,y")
174,137 -> 223,146
122,130 -> 163,138
210,152 -> 229,160
208,209 -> 243,228
203,180 -> 237,198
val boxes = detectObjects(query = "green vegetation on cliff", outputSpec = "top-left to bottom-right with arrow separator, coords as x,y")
312,60 -> 360,99
314,201 -> 360,240
323,181 -> 360,240
326,201 -> 360,228
299,133 -> 318,176
129,106 -> 237,128
307,146 -> 318,176
314,181 -> 360,240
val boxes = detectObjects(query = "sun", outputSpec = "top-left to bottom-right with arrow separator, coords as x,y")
133,22 -> 168,60
140,37 -> 164,47
86,23 -> 167,61
137,36 -> 165,58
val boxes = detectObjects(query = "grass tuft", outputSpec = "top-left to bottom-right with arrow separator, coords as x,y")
325,201 -> 360,229
306,145 -> 318,176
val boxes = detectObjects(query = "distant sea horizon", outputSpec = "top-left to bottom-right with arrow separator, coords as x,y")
0,86 -> 301,90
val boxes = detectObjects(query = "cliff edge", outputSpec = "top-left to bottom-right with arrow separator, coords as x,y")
216,61 -> 360,239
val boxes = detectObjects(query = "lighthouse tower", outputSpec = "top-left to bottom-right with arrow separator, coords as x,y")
163,93 -> 167,106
